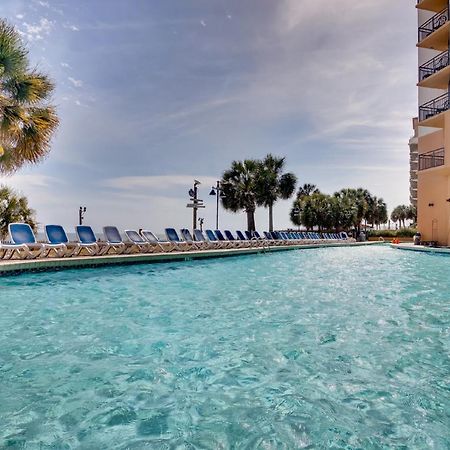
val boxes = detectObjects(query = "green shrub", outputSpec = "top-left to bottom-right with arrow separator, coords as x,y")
368,228 -> 417,238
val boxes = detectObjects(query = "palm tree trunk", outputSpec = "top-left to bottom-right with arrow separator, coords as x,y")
246,210 -> 256,231
268,203 -> 274,232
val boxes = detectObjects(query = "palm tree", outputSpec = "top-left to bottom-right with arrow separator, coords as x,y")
0,19 -> 59,174
335,188 -> 369,233
390,206 -> 401,229
293,194 -> 317,231
221,159 -> 260,231
0,185 -> 36,238
296,183 -> 320,199
373,198 -> 388,229
256,154 -> 297,231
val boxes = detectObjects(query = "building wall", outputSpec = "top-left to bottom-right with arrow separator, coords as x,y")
417,113 -> 450,244
417,169 -> 450,243
416,0 -> 450,245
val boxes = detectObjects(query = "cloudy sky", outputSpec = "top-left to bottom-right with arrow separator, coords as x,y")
2,0 -> 417,233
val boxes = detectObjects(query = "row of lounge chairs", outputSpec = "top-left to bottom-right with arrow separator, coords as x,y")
0,223 -> 351,260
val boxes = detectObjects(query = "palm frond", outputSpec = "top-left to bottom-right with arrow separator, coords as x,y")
2,71 -> 55,104
0,20 -> 28,78
0,19 -> 58,174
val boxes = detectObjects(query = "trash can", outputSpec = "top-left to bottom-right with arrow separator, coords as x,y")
413,232 -> 421,245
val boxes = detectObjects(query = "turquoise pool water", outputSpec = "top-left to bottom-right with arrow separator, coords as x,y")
0,246 -> 449,449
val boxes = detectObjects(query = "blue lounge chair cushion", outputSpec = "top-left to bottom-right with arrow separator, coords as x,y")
205,230 -> 218,241
180,228 -> 195,242
224,230 -> 236,241
235,230 -> 246,241
194,229 -> 206,241
77,226 -> 97,244
166,228 -> 181,242
126,230 -> 147,244
46,225 -> 69,244
214,230 -> 227,241
103,226 -> 123,244
9,223 -> 37,244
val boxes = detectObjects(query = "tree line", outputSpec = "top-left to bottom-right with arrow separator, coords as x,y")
219,156 -> 416,233
290,185 -> 388,232
390,204 -> 416,229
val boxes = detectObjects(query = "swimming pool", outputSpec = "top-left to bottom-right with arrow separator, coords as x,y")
0,246 -> 449,448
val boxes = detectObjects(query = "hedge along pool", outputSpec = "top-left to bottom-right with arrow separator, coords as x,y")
0,245 -> 449,448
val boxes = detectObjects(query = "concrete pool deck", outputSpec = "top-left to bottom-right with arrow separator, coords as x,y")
390,242 -> 450,255
0,241 -> 383,275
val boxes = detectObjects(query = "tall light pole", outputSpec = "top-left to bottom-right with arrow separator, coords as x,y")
209,181 -> 226,230
79,206 -> 87,225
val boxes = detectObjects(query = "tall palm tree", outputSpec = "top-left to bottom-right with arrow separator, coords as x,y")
256,154 -> 297,231
221,159 -> 260,231
0,19 -> 58,174
373,198 -> 388,229
0,185 -> 36,239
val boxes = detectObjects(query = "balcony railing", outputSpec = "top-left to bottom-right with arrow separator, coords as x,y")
419,51 -> 449,81
418,8 -> 449,42
419,148 -> 445,170
419,93 -> 449,121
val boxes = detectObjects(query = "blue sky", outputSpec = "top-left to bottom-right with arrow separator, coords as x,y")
3,0 -> 417,233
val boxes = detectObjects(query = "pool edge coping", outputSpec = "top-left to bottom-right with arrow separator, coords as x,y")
390,243 -> 450,255
0,241 -> 384,275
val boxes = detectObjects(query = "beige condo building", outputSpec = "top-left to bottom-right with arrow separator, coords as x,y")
416,0 -> 449,244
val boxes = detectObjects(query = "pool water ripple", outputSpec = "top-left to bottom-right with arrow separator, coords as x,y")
0,246 -> 449,448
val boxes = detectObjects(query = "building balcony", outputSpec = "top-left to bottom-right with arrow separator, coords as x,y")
417,0 -> 448,13
418,8 -> 449,50
418,51 -> 450,89
419,93 -> 449,127
419,148 -> 445,170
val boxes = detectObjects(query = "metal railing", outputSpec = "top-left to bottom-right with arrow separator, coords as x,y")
419,51 -> 449,81
418,8 -> 449,42
419,148 -> 445,170
419,92 -> 449,121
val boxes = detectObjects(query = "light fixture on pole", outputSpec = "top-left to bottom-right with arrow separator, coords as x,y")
292,207 -> 301,231
209,180 -> 226,230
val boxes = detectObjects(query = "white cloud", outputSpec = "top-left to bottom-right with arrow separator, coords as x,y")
68,77 -> 83,87
4,174 -> 58,190
16,14 -> 24,19
60,62 -> 71,68
20,17 -> 52,41
64,24 -> 79,31
103,175 -> 218,191
200,20 -> 206,27
38,1 -> 50,7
